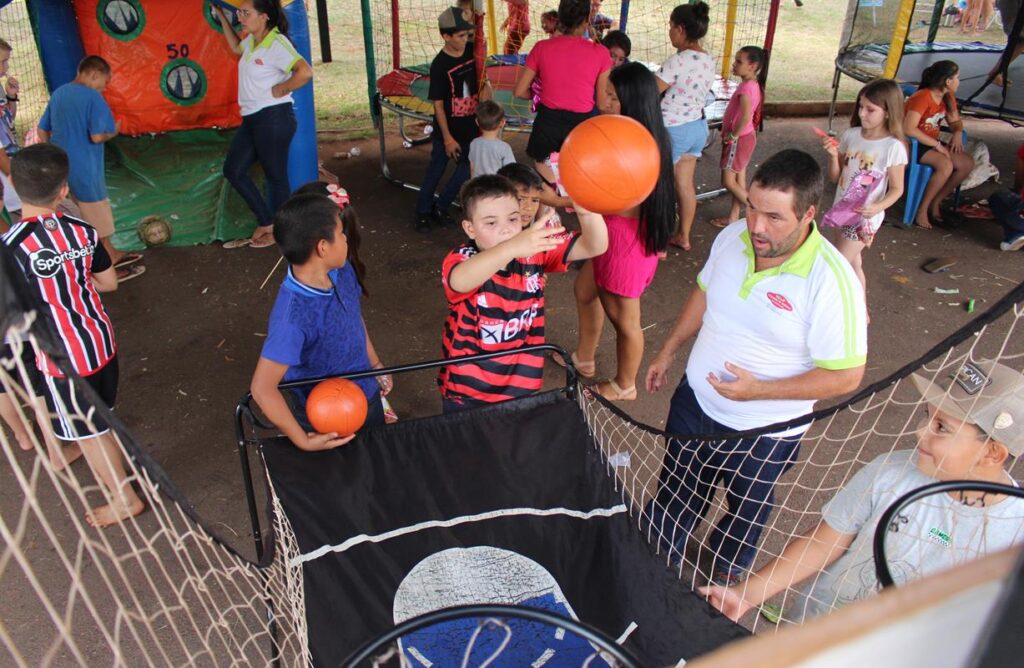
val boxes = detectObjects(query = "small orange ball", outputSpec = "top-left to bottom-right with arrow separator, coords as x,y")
306,378 -> 368,437
558,114 -> 660,214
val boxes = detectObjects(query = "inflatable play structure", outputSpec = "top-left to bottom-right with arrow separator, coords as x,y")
829,0 -> 1024,125
8,0 -> 317,249
360,0 -> 784,190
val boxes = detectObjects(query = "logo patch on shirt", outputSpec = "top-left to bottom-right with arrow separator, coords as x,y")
525,272 -> 541,294
767,292 -> 793,312
43,217 -> 58,231
927,527 -> 951,547
254,58 -> 264,66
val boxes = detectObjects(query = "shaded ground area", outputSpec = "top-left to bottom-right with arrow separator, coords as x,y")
100,114 -> 1024,556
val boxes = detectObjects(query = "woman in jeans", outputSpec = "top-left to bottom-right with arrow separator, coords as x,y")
216,0 -> 312,248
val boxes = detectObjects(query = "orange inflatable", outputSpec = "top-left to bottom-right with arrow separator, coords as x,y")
74,0 -> 245,135
558,115 -> 660,215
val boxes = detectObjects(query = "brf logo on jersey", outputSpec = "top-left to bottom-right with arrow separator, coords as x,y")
28,245 -> 94,278
479,304 -> 539,347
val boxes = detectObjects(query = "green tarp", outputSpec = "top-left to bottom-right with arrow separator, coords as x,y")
105,129 -> 262,251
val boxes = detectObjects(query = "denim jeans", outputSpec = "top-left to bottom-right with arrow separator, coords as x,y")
645,379 -> 802,576
415,132 -> 471,216
989,190 -> 1024,243
223,102 -> 297,228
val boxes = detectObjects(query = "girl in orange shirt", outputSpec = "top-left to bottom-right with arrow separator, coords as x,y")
903,60 -> 974,229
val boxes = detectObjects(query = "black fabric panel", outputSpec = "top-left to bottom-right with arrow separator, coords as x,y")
261,391 -> 748,666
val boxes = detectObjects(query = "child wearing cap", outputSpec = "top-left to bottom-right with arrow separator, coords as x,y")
701,358 -> 1024,623
413,6 -> 489,232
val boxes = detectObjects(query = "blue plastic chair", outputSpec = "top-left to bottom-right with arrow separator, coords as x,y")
901,132 -> 966,226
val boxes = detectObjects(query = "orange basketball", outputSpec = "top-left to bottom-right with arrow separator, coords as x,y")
558,115 -> 660,214
306,378 -> 368,437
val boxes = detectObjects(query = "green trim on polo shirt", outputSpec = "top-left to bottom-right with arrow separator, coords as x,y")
697,274 -> 707,291
252,27 -> 281,53
737,223 -> 823,298
814,354 -> 867,370
819,244 -> 862,359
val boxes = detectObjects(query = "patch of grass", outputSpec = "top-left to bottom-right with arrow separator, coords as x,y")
768,0 -> 861,103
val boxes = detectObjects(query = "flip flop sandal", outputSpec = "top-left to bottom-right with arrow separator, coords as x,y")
223,238 -> 252,249
957,203 -> 994,220
668,238 -> 691,251
249,236 -> 277,249
114,252 -> 143,269
596,380 -> 637,401
116,264 -> 146,283
709,217 -> 731,228
551,351 -> 596,378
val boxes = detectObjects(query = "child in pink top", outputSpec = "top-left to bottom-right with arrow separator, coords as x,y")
560,62 -> 677,402
514,0 -> 611,204
711,46 -> 765,228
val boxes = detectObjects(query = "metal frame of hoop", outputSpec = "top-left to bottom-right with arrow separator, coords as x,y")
340,603 -> 645,668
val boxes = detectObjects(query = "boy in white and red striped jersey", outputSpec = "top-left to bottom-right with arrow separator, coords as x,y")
2,143 -> 143,528
439,175 -> 607,412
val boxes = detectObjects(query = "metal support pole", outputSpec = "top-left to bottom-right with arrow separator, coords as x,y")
315,0 -> 332,63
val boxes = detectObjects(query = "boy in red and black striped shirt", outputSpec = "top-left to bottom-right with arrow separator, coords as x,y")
2,143 -> 143,527
440,174 -> 607,411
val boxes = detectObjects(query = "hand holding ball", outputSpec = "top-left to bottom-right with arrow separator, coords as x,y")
558,115 -> 660,214
306,378 -> 368,437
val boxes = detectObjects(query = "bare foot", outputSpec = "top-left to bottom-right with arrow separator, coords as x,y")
15,430 -> 34,452
914,214 -> 933,230
86,498 -> 145,528
709,217 -> 733,228
49,441 -> 83,471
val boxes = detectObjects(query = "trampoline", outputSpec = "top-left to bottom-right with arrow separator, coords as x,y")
359,0 -> 781,193
829,0 -> 1024,125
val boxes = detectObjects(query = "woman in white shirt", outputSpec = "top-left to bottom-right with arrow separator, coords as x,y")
216,0 -> 313,249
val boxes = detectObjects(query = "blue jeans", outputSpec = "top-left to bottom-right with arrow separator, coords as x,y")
989,190 -> 1024,243
645,379 -> 801,576
415,133 -> 471,216
223,103 -> 297,228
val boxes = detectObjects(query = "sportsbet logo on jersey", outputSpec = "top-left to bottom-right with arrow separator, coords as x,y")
29,246 -> 95,279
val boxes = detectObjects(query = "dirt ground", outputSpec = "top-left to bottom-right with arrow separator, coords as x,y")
3,113 -> 1024,660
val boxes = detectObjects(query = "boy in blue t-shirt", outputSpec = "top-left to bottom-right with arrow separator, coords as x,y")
250,192 -> 388,451
38,55 -> 144,281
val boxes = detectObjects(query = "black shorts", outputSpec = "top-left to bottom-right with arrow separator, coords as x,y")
526,104 -> 594,161
41,356 -> 118,442
0,341 -> 41,396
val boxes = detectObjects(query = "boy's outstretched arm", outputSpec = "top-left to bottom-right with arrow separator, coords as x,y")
251,357 -> 355,452
565,203 -> 608,261
699,520 -> 856,622
448,220 -> 569,294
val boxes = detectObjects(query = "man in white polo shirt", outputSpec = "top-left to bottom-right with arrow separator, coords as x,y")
644,149 -> 867,585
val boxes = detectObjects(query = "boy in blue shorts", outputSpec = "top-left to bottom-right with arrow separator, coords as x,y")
38,55 -> 144,282
251,192 -> 389,451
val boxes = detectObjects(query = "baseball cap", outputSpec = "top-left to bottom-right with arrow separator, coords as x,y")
438,6 -> 474,32
911,358 -> 1024,457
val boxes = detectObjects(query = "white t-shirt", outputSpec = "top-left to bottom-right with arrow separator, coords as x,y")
656,49 -> 716,127
238,29 -> 301,116
686,221 -> 867,436
832,129 -> 908,233
796,450 -> 1024,621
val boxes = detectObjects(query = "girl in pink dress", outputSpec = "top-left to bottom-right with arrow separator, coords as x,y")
559,62 -> 676,401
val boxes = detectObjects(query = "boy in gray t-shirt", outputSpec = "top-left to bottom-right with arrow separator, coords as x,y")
701,358 -> 1024,623
469,100 -> 515,177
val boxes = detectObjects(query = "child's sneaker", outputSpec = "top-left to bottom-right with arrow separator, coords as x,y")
433,205 -> 457,228
1000,235 -> 1024,252
414,211 -> 433,233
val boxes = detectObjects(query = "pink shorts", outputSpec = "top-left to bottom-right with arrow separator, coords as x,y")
592,214 -> 659,298
720,132 -> 756,173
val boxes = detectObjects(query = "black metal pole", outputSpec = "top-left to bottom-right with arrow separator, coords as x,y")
315,0 -> 332,63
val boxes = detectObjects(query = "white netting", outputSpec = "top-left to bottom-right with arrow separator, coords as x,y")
0,313 -> 309,666
0,1 -> 49,136
581,289 -> 1024,631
